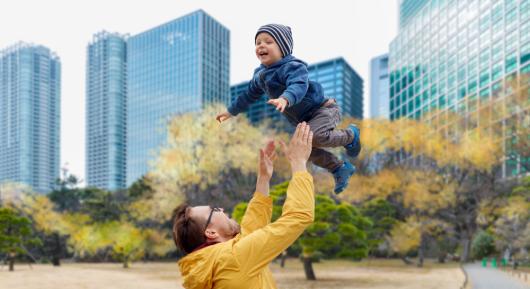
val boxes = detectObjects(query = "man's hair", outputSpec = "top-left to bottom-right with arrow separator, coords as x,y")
172,203 -> 206,254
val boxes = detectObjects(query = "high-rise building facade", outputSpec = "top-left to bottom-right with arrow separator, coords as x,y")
230,57 -> 363,127
0,42 -> 61,193
127,10 -> 230,185
370,54 -> 390,119
86,31 -> 127,191
390,0 -> 530,176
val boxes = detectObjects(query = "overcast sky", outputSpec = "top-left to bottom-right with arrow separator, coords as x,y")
0,0 -> 398,184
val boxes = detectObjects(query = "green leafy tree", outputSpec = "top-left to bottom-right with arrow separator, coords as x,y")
360,198 -> 399,256
49,187 -> 124,222
233,182 -> 371,280
471,230 -> 496,259
0,208 -> 41,271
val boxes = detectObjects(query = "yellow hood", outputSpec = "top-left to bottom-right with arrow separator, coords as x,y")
178,245 -> 218,289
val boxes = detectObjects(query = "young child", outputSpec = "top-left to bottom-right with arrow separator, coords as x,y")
216,24 -> 361,194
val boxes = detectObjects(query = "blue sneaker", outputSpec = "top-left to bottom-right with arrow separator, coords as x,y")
345,124 -> 361,158
332,161 -> 356,194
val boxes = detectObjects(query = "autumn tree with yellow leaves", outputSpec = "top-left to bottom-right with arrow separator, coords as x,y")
150,105 -> 291,217
336,75 -> 528,264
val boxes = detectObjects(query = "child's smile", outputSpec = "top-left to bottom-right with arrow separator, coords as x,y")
255,32 -> 283,66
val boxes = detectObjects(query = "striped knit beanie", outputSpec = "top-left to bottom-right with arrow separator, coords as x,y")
255,24 -> 293,57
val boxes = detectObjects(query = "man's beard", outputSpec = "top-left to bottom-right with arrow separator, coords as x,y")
230,219 -> 241,237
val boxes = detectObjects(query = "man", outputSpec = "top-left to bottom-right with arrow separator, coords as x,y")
172,122 -> 315,289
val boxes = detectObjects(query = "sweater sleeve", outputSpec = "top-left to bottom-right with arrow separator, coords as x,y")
239,192 -> 273,236
227,75 -> 264,116
233,172 -> 314,276
281,62 -> 309,107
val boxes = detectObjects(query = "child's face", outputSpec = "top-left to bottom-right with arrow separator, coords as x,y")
255,32 -> 283,66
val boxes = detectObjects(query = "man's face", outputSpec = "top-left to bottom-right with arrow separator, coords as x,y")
255,32 -> 283,66
189,205 -> 241,241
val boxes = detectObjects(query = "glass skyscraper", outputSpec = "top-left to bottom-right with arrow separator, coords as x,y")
86,31 -> 127,191
390,0 -> 530,176
230,57 -> 363,127
370,54 -> 390,119
0,42 -> 61,193
127,10 -> 230,185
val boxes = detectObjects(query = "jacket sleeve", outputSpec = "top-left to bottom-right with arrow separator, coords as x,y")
228,75 -> 264,116
233,172 -> 314,276
281,62 -> 309,107
240,192 -> 273,236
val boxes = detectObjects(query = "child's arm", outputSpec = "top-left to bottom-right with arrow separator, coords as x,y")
227,77 -> 264,116
217,75 -> 264,123
280,62 -> 309,107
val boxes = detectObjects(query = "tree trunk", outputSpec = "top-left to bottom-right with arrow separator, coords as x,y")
417,235 -> 425,268
123,257 -> 130,269
302,256 -> 316,280
401,256 -> 413,265
51,233 -> 61,266
8,252 -> 15,271
461,238 -> 471,262
280,251 -> 287,268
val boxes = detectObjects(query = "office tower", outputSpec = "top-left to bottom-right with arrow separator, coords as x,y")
86,31 -> 127,190
370,54 -> 390,119
127,10 -> 230,185
0,42 -> 61,193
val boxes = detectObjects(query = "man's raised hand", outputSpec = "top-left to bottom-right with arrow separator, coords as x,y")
279,122 -> 313,173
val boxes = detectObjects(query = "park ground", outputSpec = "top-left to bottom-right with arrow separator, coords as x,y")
0,259 -> 467,289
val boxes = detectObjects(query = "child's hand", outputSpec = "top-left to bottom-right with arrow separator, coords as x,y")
216,111 -> 233,123
267,97 -> 288,112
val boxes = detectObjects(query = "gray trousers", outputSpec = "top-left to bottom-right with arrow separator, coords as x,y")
307,102 -> 354,172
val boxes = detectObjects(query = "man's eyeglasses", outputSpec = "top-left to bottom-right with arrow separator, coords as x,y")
205,207 -> 221,230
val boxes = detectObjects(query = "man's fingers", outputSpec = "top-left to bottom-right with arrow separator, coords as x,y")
279,140 -> 288,155
299,122 -> 308,141
302,124 -> 310,143
308,131 -> 314,147
265,140 -> 275,153
270,151 -> 277,161
295,123 -> 304,140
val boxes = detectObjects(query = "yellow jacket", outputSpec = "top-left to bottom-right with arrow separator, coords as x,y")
178,172 -> 314,289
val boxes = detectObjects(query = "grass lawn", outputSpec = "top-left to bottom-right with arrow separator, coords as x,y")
0,259 -> 465,289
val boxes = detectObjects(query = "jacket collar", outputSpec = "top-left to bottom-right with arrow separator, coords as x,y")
261,55 -> 296,69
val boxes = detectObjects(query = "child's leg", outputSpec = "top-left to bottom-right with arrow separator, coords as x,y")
308,102 -> 354,148
310,148 -> 343,172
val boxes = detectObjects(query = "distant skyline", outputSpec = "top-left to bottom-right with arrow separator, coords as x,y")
0,0 -> 398,184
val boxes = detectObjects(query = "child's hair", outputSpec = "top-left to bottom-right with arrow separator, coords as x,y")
255,24 -> 293,57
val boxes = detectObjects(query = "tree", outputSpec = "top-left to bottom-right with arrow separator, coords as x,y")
337,81 -> 528,263
49,187 -> 124,222
360,198 -> 399,257
151,105 -> 290,219
18,195 -> 70,266
0,208 -> 41,271
1,183 -> 71,266
492,176 -> 530,261
233,182 -> 371,280
103,221 -> 146,268
471,231 -> 496,259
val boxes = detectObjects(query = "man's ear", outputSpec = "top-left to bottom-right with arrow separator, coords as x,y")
205,229 -> 219,241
